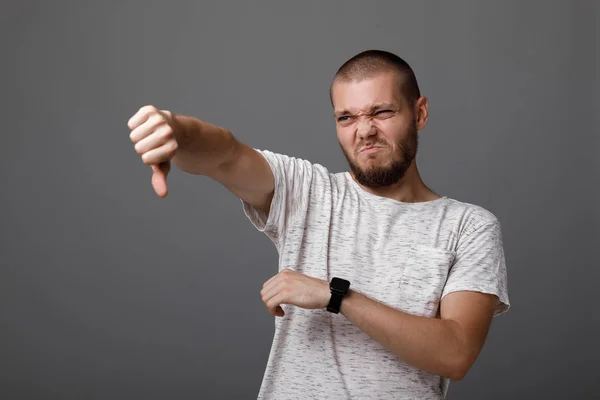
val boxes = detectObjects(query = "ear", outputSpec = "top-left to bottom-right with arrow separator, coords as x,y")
414,96 -> 429,130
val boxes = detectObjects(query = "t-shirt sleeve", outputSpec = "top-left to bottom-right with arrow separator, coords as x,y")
441,220 -> 510,316
241,149 -> 314,247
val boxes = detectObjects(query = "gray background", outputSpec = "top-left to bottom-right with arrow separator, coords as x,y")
1,1 -> 598,399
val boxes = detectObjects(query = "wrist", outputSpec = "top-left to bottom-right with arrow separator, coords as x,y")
171,113 -> 190,145
320,280 -> 331,309
325,277 -> 351,314
339,289 -> 355,315
172,116 -> 236,175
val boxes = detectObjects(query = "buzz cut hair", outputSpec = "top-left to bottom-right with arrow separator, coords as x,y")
330,49 -> 421,106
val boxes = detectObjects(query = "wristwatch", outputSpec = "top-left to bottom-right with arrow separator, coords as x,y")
326,277 -> 351,314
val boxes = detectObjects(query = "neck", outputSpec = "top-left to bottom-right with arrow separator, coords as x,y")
350,162 -> 440,203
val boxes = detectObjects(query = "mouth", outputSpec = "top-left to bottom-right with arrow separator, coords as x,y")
359,146 -> 383,155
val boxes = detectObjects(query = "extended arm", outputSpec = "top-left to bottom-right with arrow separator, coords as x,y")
128,106 -> 275,213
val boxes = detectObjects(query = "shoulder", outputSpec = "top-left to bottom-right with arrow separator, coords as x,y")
253,148 -> 335,177
442,197 -> 501,238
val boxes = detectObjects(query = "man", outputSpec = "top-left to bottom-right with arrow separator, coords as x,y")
127,49 -> 509,399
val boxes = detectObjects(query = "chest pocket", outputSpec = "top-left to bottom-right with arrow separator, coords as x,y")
394,244 -> 455,318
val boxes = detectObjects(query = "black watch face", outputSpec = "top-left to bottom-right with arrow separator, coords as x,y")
331,277 -> 350,292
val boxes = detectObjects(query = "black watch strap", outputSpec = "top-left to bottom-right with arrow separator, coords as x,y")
326,277 -> 350,314
326,291 -> 344,314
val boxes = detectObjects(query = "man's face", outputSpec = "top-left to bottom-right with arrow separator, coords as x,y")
331,72 -> 420,188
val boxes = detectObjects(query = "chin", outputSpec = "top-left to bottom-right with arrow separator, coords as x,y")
358,157 -> 395,171
350,155 -> 411,188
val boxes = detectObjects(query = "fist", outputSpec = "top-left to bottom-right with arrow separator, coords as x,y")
260,268 -> 330,317
128,105 -> 178,197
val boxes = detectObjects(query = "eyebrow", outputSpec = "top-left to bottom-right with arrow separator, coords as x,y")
334,102 -> 397,118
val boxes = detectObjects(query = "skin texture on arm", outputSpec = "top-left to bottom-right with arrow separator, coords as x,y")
207,140 -> 275,215
172,114 -> 275,213
339,288 -> 498,381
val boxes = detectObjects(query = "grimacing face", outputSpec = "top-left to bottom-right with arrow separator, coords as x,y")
331,72 -> 422,188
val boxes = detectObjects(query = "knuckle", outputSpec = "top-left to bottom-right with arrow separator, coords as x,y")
168,140 -> 178,155
142,104 -> 158,113
141,153 -> 153,165
148,114 -> 161,125
155,113 -> 167,125
161,109 -> 173,120
160,126 -> 173,140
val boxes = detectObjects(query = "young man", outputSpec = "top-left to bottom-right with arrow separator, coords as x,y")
127,50 -> 510,399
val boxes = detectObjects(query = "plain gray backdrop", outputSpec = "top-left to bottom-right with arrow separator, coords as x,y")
2,1 -> 598,399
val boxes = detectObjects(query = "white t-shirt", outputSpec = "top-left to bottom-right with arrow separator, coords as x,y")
242,149 -> 510,399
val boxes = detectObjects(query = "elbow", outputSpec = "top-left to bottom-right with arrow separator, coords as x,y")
448,367 -> 468,382
446,353 -> 475,382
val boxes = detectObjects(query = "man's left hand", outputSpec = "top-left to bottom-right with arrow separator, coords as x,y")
260,268 -> 330,317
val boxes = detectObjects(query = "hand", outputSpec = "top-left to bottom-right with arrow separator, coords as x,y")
128,105 -> 179,197
260,268 -> 330,317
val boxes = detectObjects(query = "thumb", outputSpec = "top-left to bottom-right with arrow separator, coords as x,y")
151,162 -> 170,197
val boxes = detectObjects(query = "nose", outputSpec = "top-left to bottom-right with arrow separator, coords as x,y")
356,118 -> 376,140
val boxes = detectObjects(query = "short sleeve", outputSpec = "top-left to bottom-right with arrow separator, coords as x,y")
241,149 -> 314,248
441,220 -> 510,316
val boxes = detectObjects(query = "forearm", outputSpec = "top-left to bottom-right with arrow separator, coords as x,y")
170,114 -> 238,175
340,290 -> 470,381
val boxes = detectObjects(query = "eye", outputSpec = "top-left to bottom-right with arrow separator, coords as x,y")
337,116 -> 352,123
375,110 -> 393,117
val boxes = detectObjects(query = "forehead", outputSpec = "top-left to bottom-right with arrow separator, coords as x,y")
331,72 -> 403,113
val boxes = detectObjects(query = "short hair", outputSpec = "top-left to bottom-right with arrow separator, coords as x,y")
330,49 -> 421,106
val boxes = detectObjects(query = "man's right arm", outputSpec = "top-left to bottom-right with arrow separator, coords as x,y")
128,106 -> 275,214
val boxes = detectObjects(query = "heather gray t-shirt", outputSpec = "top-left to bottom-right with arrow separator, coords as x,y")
242,149 -> 510,399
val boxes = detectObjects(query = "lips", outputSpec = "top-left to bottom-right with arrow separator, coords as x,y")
359,146 -> 382,154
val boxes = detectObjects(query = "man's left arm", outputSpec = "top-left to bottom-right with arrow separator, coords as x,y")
339,288 -> 497,381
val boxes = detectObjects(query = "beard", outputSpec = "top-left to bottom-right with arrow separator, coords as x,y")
341,122 -> 419,188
